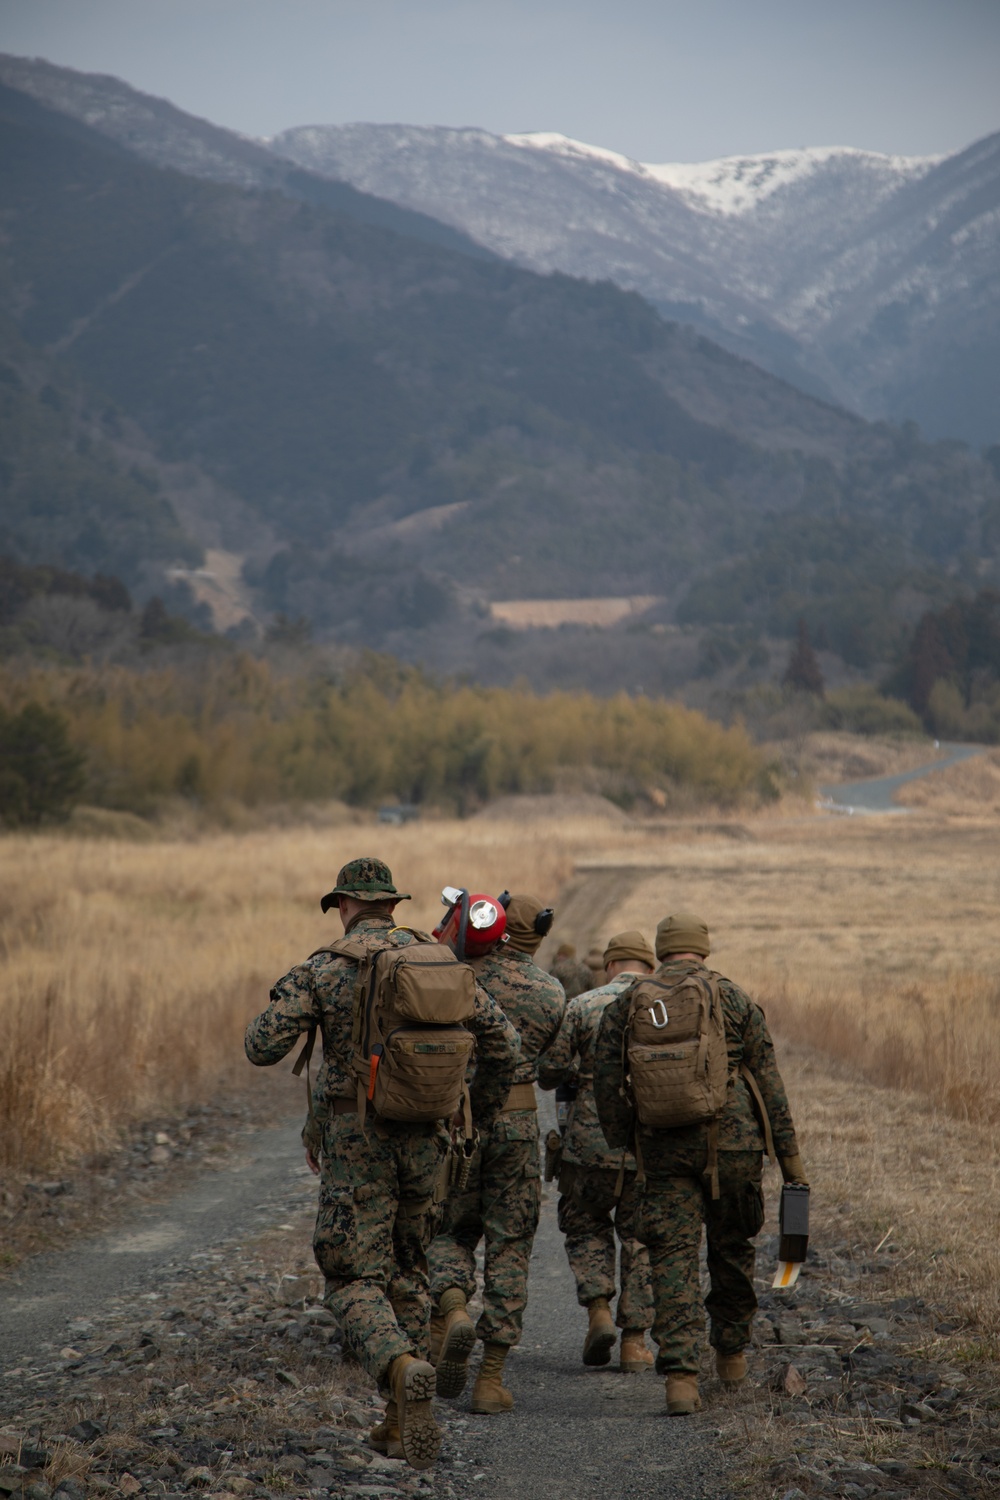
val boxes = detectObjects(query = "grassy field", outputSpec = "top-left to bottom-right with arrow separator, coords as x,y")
2,741 -> 999,1346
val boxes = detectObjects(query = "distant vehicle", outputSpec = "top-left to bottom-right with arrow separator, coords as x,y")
377,803 -> 420,825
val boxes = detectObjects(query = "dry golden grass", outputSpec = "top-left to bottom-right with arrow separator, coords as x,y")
0,813 -> 623,1174
4,773 -> 1000,1350
897,745 -> 1000,815
777,1042 -> 1000,1353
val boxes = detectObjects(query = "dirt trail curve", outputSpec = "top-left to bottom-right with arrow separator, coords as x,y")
0,1121 -> 304,1368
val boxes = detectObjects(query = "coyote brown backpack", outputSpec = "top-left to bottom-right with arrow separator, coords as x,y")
298,931 -> 478,1125
624,969 -> 729,1131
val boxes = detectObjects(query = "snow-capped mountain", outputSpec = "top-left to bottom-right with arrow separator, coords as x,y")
270,123 -> 1000,443
1,50 -> 996,444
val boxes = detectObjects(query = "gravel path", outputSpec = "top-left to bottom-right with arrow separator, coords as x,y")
439,1188 -> 734,1500
0,1108 -> 736,1499
0,1120 -> 304,1368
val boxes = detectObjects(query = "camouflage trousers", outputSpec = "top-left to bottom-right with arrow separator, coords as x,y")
557,1163 -> 653,1331
428,1111 -> 541,1348
314,1111 -> 447,1390
637,1150 -> 765,1374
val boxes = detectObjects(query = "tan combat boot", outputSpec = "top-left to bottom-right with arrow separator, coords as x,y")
582,1297 -> 617,1366
619,1330 -> 654,1372
387,1353 -> 440,1469
471,1341 -> 514,1413
367,1398 -> 403,1460
716,1351 -> 747,1388
665,1373 -> 702,1415
434,1287 -> 477,1399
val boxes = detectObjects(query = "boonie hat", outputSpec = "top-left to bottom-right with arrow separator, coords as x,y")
320,856 -> 411,914
655,911 -> 710,960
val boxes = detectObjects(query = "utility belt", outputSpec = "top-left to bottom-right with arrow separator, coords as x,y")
501,1082 -> 538,1114
330,1082 -> 542,1120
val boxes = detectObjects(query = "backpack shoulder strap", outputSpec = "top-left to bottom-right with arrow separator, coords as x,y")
739,1062 -> 776,1164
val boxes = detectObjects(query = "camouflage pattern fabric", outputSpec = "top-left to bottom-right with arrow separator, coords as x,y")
315,1112 -> 447,1382
593,958 -> 800,1160
245,913 -> 519,1388
556,1163 -> 652,1331
549,952 -> 595,1001
427,945 -> 564,1346
636,1151 -> 764,1372
428,1114 -> 541,1346
537,973 -> 638,1171
473,946 -> 566,1086
245,914 -> 519,1130
592,958 -> 798,1373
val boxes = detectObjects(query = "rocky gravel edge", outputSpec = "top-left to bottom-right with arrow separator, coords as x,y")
715,1234 -> 1000,1500
0,1174 -> 487,1500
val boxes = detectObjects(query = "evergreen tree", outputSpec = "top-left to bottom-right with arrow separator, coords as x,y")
783,619 -> 825,697
0,702 -> 86,825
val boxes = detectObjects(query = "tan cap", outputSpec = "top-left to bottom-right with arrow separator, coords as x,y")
603,930 -> 655,971
585,945 -> 605,971
655,911 -> 710,960
504,894 -> 555,955
555,942 -> 576,959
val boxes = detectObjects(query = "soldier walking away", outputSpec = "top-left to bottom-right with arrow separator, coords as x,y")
594,911 -> 806,1417
549,942 -> 594,1001
538,931 -> 656,1373
429,893 -> 566,1413
244,858 -> 518,1470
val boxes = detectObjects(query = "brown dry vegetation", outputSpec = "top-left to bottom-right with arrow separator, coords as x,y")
3,768 -> 1000,1354
0,815 -> 606,1176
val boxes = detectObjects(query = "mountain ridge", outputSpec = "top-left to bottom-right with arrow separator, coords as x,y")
0,64 -> 998,700
270,119 -> 1000,444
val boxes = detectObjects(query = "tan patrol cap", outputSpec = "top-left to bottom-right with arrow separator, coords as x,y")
603,930 -> 655,970
655,911 -> 710,960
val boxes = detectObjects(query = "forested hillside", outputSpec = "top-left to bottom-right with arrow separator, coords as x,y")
1,76 -> 998,684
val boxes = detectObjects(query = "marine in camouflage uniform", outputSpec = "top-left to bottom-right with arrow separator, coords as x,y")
593,911 -> 806,1415
428,894 -> 565,1411
245,858 -> 518,1466
548,943 -> 595,1002
537,931 -> 656,1370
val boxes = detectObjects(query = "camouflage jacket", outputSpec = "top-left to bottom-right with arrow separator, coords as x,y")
548,953 -> 595,1002
537,973 -> 639,1171
593,958 -> 799,1171
473,946 -> 566,1089
245,914 -> 519,1131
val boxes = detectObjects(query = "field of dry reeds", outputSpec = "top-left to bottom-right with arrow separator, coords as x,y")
0,811 -> 615,1176
3,743 -> 1000,1344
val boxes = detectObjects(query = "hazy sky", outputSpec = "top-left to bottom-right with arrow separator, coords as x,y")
1,0 -> 998,162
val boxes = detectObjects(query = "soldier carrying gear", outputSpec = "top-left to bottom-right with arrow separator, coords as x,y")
539,931 -> 656,1374
428,893 -> 565,1414
245,857 -> 519,1470
593,910 -> 806,1418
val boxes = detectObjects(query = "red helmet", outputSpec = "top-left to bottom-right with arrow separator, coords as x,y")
433,886 -> 507,959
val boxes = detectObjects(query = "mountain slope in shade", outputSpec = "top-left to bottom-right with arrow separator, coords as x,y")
0,68 -> 998,683
270,122 -> 1000,444
0,53 -> 497,262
